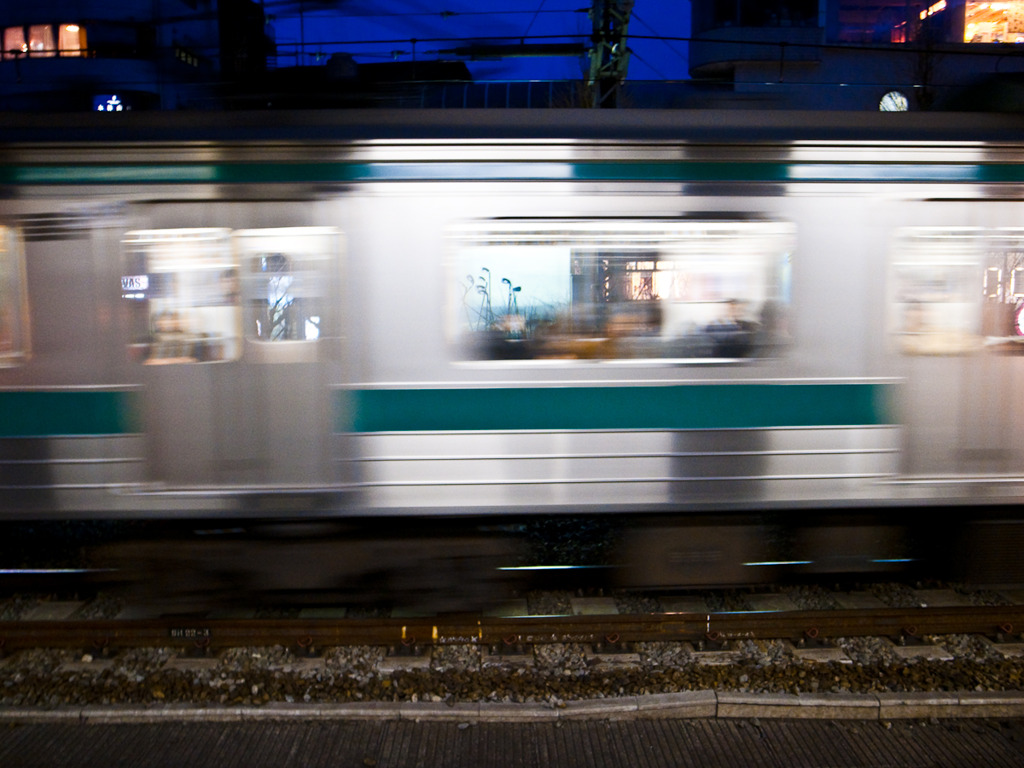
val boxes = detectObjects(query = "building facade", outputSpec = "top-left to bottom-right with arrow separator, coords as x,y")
0,0 -> 269,111
690,1 -> 1024,109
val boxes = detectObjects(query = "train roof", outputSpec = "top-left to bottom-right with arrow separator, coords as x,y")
1,109 -> 1023,146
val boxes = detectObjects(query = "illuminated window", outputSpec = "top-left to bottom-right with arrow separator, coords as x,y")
3,27 -> 26,60
920,1 -> 948,22
1,24 -> 85,59
890,228 -> 983,355
234,228 -> 335,344
979,234 -> 1024,342
0,226 -> 29,366
58,24 -> 85,57
965,1 -> 1024,43
122,229 -> 241,364
449,220 -> 793,362
176,47 -> 199,66
27,25 -> 55,57
891,228 -> 1024,354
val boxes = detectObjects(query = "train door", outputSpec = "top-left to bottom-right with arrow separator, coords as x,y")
123,224 -> 341,496
889,223 -> 1024,477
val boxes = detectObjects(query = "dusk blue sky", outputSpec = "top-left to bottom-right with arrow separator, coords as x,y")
264,1 -> 692,81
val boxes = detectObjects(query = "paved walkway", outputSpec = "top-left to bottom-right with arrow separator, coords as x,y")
3,717 -> 1023,768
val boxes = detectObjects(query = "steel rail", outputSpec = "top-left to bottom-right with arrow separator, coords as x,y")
2,606 -> 1023,653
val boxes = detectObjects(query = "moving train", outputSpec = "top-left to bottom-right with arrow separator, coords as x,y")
1,108 -> 1024,599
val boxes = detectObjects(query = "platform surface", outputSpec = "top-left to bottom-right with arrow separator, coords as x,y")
2,718 -> 1023,768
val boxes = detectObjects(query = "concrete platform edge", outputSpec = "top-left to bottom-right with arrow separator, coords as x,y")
3,691 -> 1024,723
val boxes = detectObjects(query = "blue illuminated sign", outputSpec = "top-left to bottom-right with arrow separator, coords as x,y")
93,94 -> 129,112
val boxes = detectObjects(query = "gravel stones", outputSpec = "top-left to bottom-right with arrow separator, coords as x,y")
4,583 -> 1024,709
3,631 -> 1024,709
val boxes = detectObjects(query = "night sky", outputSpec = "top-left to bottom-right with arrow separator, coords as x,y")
262,1 -> 691,81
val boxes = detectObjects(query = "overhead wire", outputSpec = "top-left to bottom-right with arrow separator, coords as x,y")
523,0 -> 549,39
8,4 -> 1019,93
260,2 -> 588,21
629,12 -> 689,69
626,48 -> 670,81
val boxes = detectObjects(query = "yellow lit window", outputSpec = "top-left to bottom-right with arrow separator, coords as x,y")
28,25 -> 55,57
59,24 -> 85,57
3,27 -> 25,60
965,1 -> 1024,44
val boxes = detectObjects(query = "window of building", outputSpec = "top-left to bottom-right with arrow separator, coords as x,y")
27,24 -> 55,57
2,24 -> 85,59
710,0 -> 818,29
965,1 -> 1024,43
449,220 -> 793,362
122,229 -> 241,364
3,27 -> 26,60
58,24 -> 85,56
836,1 -> 919,43
175,46 -> 199,67
836,1 -> 1023,45
0,226 -> 29,366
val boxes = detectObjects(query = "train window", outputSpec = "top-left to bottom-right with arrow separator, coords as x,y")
122,228 -> 241,364
234,227 -> 335,351
891,227 -> 1024,354
449,220 -> 793,362
979,233 -> 1024,346
890,228 -> 983,355
0,226 -> 29,366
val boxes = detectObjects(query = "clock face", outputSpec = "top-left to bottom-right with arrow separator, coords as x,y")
880,91 -> 909,112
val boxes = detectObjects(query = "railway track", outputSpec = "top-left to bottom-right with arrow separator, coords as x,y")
4,586 -> 1024,714
3,604 -> 1024,655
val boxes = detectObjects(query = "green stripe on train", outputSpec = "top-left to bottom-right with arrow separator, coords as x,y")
3,161 -> 785,185
0,384 -> 892,436
347,383 -> 892,433
4,161 -> 1020,185
0,390 -> 141,437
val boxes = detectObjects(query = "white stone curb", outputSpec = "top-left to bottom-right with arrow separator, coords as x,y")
3,690 -> 1024,723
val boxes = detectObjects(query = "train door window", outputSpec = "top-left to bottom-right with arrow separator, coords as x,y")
122,228 -> 241,364
889,228 -> 982,355
978,231 -> 1024,346
448,220 -> 794,362
234,227 -> 336,363
0,225 -> 29,366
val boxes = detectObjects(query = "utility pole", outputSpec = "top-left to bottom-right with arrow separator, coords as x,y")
587,0 -> 634,107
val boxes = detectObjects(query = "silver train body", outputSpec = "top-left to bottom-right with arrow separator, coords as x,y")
2,110 -> 1024,589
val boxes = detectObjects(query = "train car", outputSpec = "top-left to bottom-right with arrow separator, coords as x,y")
1,109 -> 1024,595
